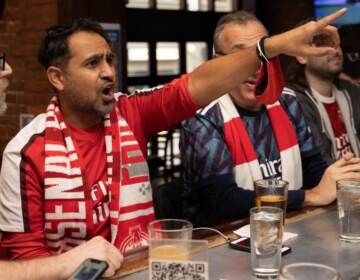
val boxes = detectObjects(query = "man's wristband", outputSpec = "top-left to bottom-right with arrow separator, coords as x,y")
256,36 -> 270,63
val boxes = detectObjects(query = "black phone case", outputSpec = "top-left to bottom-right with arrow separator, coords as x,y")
229,237 -> 292,256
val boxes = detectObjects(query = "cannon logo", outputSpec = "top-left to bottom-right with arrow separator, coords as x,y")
120,225 -> 148,253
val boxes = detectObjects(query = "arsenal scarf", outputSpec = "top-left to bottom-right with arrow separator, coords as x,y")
44,96 -> 155,254
218,94 -> 302,190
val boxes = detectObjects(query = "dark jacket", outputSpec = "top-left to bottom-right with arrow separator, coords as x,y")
286,79 -> 360,164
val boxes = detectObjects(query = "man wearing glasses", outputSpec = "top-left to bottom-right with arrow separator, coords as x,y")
180,11 -> 360,226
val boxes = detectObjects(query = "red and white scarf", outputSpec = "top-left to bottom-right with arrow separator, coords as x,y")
218,94 -> 302,190
44,96 -> 155,254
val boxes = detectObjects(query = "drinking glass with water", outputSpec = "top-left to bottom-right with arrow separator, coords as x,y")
250,206 -> 283,277
337,179 -> 360,243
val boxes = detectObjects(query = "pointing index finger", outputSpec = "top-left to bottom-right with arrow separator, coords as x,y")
316,7 -> 347,30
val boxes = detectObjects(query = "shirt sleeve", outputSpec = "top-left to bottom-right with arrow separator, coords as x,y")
255,57 -> 285,105
0,128 -> 48,259
1,231 -> 50,260
301,151 -> 328,189
194,173 -> 255,222
127,74 -> 201,140
287,190 -> 305,211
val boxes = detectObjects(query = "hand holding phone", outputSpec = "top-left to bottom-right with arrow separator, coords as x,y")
229,237 -> 291,256
68,258 -> 109,280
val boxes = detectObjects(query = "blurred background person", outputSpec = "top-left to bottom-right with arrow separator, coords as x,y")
286,20 -> 360,165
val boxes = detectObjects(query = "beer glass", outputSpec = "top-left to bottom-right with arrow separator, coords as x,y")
148,219 -> 193,261
255,179 -> 288,224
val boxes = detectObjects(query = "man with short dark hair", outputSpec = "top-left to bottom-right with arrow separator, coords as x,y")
180,10 -> 360,226
0,61 -> 122,279
0,11 -> 347,259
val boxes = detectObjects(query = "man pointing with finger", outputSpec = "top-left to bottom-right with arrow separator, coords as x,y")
0,9 -> 347,259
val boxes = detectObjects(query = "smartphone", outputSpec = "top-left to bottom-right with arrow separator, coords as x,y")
229,237 -> 291,256
0,52 -> 5,71
68,258 -> 109,280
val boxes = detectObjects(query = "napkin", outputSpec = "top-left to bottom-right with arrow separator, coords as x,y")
233,224 -> 298,243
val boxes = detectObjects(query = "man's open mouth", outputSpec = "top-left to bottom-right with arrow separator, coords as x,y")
99,84 -> 115,102
101,84 -> 114,95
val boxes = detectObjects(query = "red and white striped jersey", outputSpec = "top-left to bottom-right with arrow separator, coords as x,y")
0,74 -> 199,259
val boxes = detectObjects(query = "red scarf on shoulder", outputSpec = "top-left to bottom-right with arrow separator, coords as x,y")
218,94 -> 302,190
44,96 -> 154,254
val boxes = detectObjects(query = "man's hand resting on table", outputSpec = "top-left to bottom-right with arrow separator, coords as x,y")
303,153 -> 360,207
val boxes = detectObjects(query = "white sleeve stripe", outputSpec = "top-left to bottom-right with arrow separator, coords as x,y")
0,114 -> 47,232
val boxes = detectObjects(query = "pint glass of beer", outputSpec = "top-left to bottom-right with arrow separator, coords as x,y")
254,179 -> 288,224
148,219 -> 193,261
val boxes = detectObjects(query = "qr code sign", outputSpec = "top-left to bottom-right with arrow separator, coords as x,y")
149,260 -> 209,280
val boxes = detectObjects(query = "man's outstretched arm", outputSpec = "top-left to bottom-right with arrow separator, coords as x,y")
188,8 -> 346,105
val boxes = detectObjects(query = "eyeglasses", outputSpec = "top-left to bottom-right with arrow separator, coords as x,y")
0,52 -> 5,71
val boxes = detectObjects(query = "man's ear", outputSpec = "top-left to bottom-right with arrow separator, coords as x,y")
296,56 -> 308,65
46,66 -> 65,92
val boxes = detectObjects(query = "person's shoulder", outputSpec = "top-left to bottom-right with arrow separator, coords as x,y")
278,87 -> 308,122
113,91 -> 137,115
114,89 -> 163,107
4,113 -> 46,156
116,85 -> 166,100
114,91 -> 129,100
282,83 -> 314,107
283,82 -> 311,101
280,87 -> 299,104
337,78 -> 360,94
283,83 -> 309,96
183,102 -> 222,129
